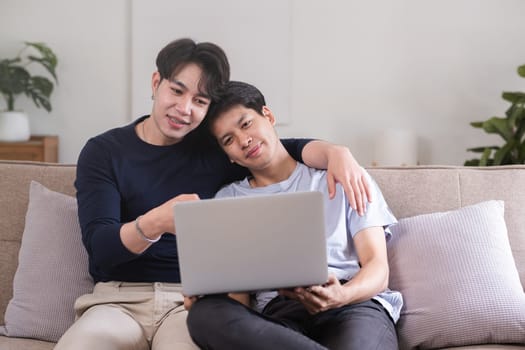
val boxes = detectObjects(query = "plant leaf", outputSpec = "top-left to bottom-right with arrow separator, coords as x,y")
26,89 -> 51,112
30,76 -> 53,97
518,141 -> 525,163
466,63 -> 525,165
0,58 -> 22,65
0,65 -> 30,95
479,148 -> 492,166
464,159 -> 481,166
25,42 -> 58,67
25,76 -> 53,112
493,140 -> 515,165
25,42 -> 58,82
516,115 -> 525,143
502,91 -> 525,104
0,41 -> 58,111
506,100 -> 525,142
482,117 -> 513,141
518,64 -> 525,78
466,146 -> 499,153
507,103 -> 525,120
27,56 -> 58,82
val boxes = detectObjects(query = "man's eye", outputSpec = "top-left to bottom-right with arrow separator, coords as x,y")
242,120 -> 252,128
172,88 -> 183,95
223,137 -> 233,146
196,98 -> 209,106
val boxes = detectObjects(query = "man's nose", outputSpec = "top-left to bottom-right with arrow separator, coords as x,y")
240,134 -> 252,148
176,96 -> 192,115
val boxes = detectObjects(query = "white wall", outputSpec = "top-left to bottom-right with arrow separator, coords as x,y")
1,0 -> 524,165
0,0 -> 130,163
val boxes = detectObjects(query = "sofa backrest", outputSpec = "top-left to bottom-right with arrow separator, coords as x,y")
0,161 -> 524,324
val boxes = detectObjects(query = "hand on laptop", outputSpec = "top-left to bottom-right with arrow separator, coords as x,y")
147,193 -> 200,235
184,295 -> 199,310
279,275 -> 348,314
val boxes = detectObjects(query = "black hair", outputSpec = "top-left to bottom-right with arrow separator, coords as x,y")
206,81 -> 266,133
155,38 -> 230,102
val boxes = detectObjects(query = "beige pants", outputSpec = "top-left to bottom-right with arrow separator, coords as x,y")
54,281 -> 199,350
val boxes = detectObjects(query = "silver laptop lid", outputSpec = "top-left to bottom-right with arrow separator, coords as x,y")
174,191 -> 328,295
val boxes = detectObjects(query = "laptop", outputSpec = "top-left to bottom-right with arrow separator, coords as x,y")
173,191 -> 328,296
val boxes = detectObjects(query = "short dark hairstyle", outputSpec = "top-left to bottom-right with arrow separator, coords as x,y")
155,38 -> 230,101
206,81 -> 266,133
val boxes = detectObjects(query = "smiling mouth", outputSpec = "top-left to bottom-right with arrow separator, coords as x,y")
246,143 -> 262,158
168,115 -> 190,126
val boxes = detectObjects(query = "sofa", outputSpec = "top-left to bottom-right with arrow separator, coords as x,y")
0,160 -> 524,350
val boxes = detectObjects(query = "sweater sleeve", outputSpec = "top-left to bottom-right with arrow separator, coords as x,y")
281,138 -> 312,163
75,137 -> 138,273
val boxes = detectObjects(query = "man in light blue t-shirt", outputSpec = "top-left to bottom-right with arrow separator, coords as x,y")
185,81 -> 403,350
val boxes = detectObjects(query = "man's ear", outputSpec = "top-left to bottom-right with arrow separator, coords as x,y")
261,106 -> 276,125
151,71 -> 161,95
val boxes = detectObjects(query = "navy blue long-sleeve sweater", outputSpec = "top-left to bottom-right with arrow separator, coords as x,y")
75,116 -> 309,283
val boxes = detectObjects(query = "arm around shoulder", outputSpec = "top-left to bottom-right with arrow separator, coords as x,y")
301,140 -> 372,216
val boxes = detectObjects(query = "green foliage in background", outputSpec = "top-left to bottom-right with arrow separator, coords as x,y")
0,42 -> 58,112
465,64 -> 525,166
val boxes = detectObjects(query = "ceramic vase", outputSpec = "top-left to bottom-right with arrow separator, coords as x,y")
0,111 -> 31,142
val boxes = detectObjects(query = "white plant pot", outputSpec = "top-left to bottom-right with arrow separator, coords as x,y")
0,111 -> 31,142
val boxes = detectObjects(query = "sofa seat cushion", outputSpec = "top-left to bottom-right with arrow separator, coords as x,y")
0,335 -> 55,350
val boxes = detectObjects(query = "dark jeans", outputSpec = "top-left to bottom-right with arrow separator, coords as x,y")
187,294 -> 398,350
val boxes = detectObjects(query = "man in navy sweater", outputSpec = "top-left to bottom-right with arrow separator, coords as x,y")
55,38 -> 371,350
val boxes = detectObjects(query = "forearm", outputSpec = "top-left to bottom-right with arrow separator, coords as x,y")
120,211 -> 165,254
342,258 -> 389,304
301,140 -> 351,169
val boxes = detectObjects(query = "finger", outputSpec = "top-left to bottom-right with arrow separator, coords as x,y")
175,193 -> 200,202
328,274 -> 339,284
301,290 -> 325,313
300,300 -> 318,315
362,173 -> 372,203
304,303 -> 320,315
309,282 -> 330,296
185,193 -> 200,201
302,286 -> 324,303
358,179 -> 367,214
308,286 -> 325,299
183,296 -> 195,310
340,177 -> 356,210
351,178 -> 363,216
309,275 -> 338,297
326,173 -> 336,199
343,180 -> 357,211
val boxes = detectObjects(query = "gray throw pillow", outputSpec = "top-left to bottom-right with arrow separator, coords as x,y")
0,181 -> 93,342
388,200 -> 525,349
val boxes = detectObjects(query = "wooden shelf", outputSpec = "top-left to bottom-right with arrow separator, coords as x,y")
0,135 -> 58,162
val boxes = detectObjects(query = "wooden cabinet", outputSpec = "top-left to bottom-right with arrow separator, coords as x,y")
0,135 -> 58,162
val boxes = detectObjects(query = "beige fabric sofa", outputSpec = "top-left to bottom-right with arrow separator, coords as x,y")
0,160 -> 524,349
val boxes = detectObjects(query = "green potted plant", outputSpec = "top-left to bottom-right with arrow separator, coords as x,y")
464,64 -> 525,166
0,42 -> 58,141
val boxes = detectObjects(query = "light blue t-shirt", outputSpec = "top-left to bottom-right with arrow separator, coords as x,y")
215,162 -> 403,322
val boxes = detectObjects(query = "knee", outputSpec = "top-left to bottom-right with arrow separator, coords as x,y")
187,296 -> 229,333
56,306 -> 147,349
187,296 -> 245,345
